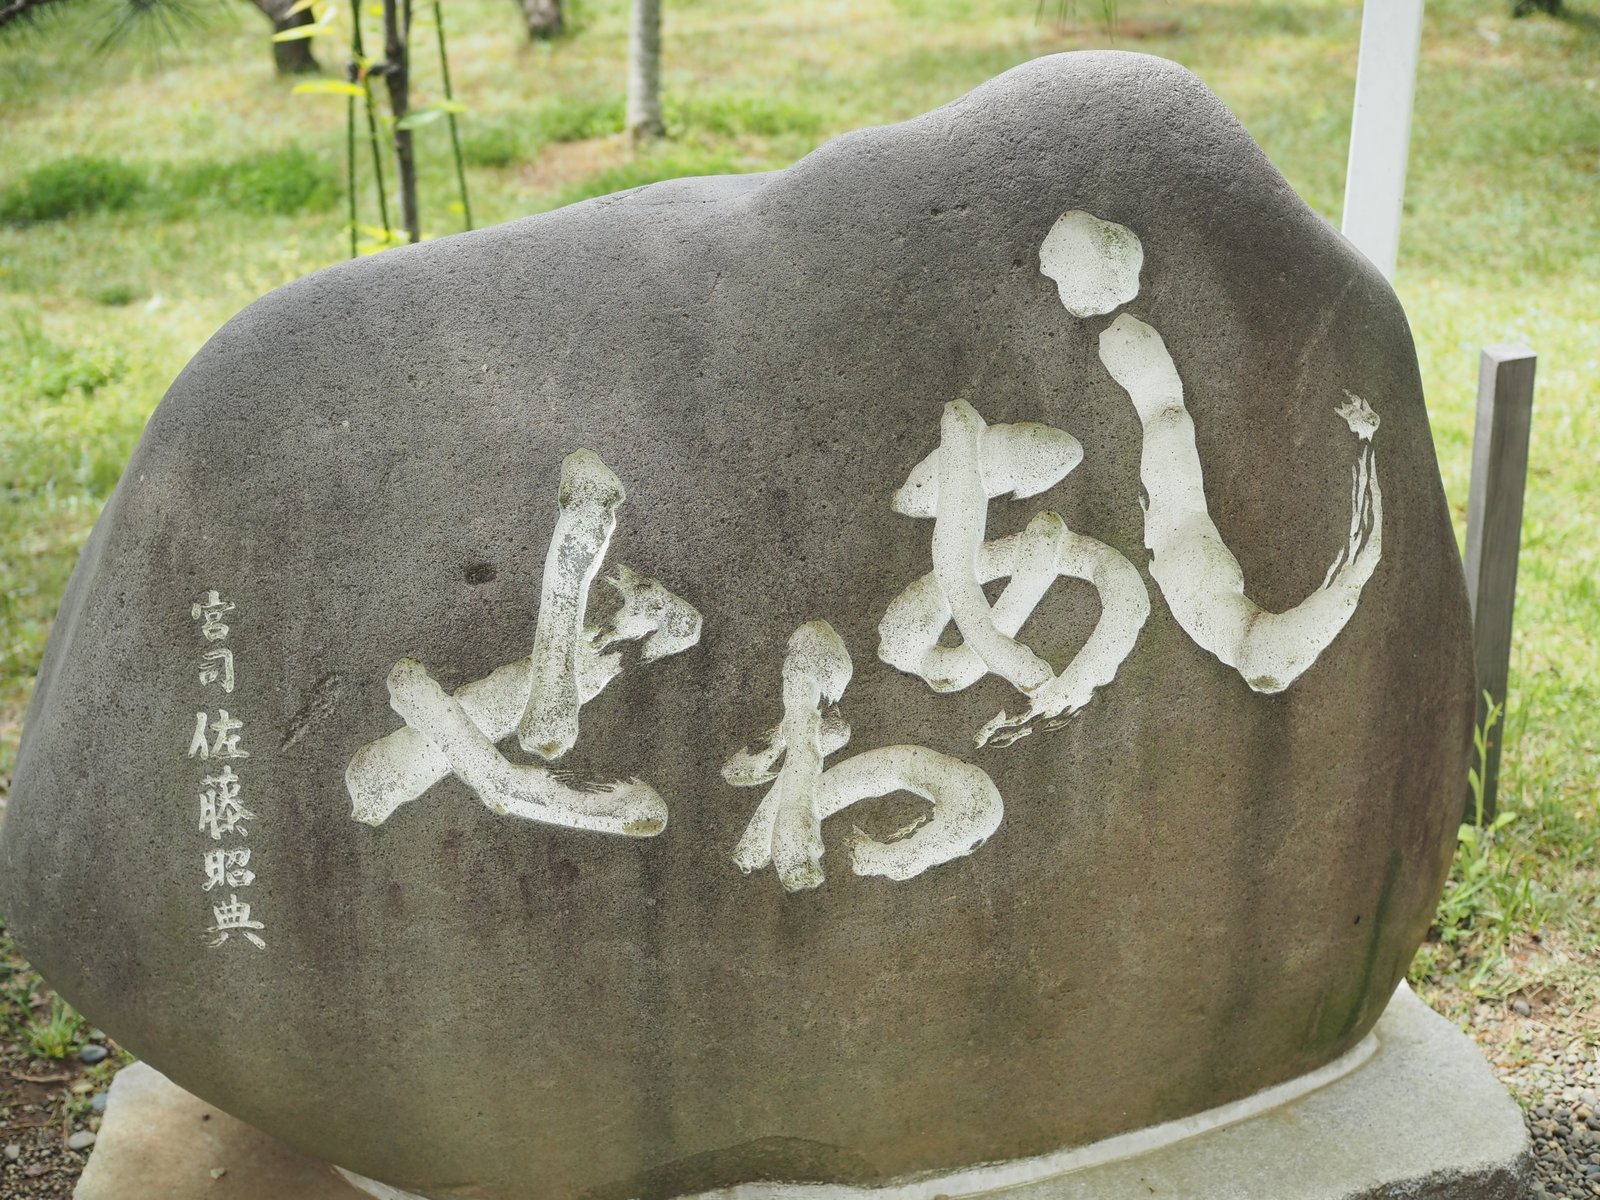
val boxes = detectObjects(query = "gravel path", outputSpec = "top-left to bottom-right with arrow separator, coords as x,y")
1455,990 -> 1600,1199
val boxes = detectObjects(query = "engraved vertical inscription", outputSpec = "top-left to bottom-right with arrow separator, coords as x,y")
188,590 -> 265,950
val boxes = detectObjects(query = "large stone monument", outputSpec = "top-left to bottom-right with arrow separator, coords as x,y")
0,51 -> 1528,1200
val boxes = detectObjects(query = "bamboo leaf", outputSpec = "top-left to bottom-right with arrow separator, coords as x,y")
270,24 -> 327,40
293,80 -> 367,97
396,107 -> 448,129
284,0 -> 318,14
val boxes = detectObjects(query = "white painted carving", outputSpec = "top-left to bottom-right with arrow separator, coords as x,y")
1042,211 -> 1384,694
206,893 -> 266,949
190,590 -> 235,642
345,449 -> 701,833
187,710 -> 249,760
186,590 -> 264,949
1039,209 -> 1144,318
890,410 -> 1084,518
384,658 -> 668,837
199,647 -> 234,693
590,563 -> 704,666
336,1171 -> 431,1200
517,450 -> 625,761
202,847 -> 254,891
198,765 -> 255,839
1096,313 -> 1382,694
727,621 -> 1003,892
878,401 -> 1150,747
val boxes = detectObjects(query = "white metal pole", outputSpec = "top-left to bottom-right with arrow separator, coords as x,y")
1341,0 -> 1425,281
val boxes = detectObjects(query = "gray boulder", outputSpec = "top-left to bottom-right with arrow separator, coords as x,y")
0,51 -> 1473,1200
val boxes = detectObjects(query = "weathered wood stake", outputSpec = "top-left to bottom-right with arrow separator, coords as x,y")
1462,344 -> 1536,821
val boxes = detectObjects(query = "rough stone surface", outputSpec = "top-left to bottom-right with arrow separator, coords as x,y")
3,50 -> 1474,1200
76,988 -> 1532,1200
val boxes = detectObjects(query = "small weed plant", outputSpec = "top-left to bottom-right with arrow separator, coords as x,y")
1468,693 -> 1506,833
1421,693 -> 1554,996
23,995 -> 86,1060
1436,695 -> 1515,944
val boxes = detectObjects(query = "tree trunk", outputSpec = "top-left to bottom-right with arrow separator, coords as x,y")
249,0 -> 321,75
518,0 -> 561,39
0,0 -> 69,34
626,0 -> 664,142
381,0 -> 421,243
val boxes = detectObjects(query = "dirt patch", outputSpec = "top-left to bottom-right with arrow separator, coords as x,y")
0,935 -> 125,1199
1418,934 -> 1600,1198
514,136 -> 632,199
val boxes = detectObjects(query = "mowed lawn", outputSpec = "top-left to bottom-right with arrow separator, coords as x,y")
1,0 -> 1597,1038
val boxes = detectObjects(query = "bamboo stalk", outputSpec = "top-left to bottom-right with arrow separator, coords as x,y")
344,86 -> 358,258
433,0 -> 472,231
349,0 -> 392,242
383,0 -> 421,243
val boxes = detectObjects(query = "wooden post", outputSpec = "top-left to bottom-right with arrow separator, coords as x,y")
1341,0 -> 1425,280
1462,345 -> 1536,821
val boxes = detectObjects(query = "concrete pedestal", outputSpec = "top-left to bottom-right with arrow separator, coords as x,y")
75,985 -> 1531,1200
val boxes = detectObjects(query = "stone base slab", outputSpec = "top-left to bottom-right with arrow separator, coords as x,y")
70,1055 -> 364,1200
76,985 -> 1531,1200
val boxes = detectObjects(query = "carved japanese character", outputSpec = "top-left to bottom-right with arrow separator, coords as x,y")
206,894 -> 265,949
187,710 -> 250,761
878,400 -> 1150,747
199,647 -> 234,693
345,449 -> 701,834
727,621 -> 1003,892
190,591 -> 235,643
198,766 -> 255,840
1050,210 -> 1382,694
202,847 -> 255,891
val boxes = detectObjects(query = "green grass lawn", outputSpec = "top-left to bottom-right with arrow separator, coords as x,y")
1,0 -> 1596,1024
